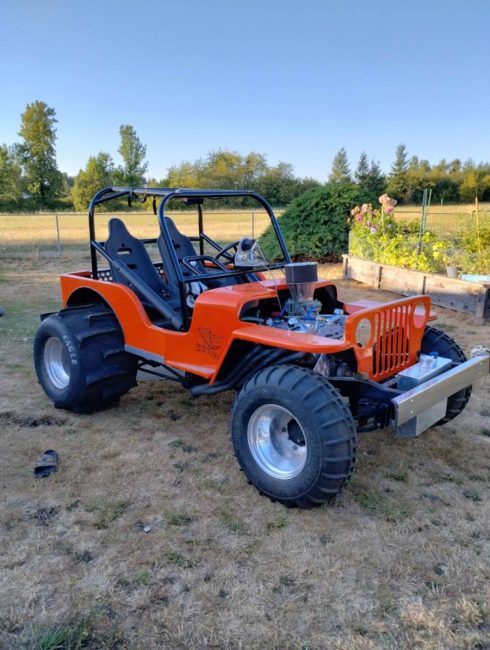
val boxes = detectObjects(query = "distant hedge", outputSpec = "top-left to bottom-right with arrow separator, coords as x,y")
259,183 -> 360,262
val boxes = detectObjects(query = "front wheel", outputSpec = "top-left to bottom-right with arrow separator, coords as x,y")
231,365 -> 357,508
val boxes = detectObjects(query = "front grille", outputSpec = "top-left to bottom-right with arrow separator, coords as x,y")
372,303 -> 411,378
345,297 -> 431,381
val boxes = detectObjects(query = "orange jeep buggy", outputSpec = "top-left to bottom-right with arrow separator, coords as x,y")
34,188 -> 490,508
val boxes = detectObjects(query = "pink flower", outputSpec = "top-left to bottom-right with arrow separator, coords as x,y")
385,206 -> 394,215
361,203 -> 369,214
370,225 -> 378,234
355,213 -> 364,223
379,194 -> 397,209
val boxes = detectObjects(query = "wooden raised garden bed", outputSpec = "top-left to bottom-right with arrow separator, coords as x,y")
342,255 -> 490,320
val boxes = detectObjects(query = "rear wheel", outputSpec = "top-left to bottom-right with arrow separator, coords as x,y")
420,325 -> 471,424
231,365 -> 357,508
34,304 -> 138,413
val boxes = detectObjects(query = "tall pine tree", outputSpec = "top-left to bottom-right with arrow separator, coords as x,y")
355,152 -> 386,203
386,144 -> 410,203
329,148 -> 351,183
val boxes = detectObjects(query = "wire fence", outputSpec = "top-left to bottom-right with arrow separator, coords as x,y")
392,207 -> 490,235
1,206 -> 489,276
0,209 -> 275,258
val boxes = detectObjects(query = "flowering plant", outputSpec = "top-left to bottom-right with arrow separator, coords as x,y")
349,194 -> 450,273
349,195 -> 489,274
349,194 -> 398,235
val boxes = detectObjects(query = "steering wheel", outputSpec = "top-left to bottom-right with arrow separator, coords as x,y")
215,240 -> 241,263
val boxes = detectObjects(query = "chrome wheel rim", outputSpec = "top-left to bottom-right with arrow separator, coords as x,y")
44,337 -> 71,389
247,404 -> 307,479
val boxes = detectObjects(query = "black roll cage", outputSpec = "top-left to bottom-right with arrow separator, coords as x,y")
88,187 -> 291,330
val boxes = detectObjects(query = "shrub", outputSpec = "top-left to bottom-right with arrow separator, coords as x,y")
259,182 -> 360,261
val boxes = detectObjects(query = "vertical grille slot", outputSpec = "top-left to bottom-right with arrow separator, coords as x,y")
372,303 -> 413,380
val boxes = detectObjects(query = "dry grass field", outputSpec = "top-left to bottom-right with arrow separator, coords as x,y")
0,250 -> 489,649
0,203 -> 488,255
392,204 -> 490,235
0,210 -> 276,255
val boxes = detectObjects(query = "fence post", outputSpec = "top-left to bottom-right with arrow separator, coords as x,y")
54,212 -> 62,257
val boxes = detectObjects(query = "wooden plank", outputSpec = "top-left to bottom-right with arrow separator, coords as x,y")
473,286 -> 490,319
343,256 -> 380,288
342,255 -> 490,319
424,274 -> 482,314
379,264 -> 425,295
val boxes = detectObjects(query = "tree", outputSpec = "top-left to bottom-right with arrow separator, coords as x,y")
405,156 -> 433,204
254,162 -> 320,205
0,144 -> 22,205
329,148 -> 351,183
71,152 -> 115,211
18,100 -> 62,204
386,144 -> 410,203
428,160 -> 459,203
255,162 -> 294,204
354,152 -> 369,185
459,160 -> 490,202
167,160 -> 204,188
355,152 -> 386,203
366,160 -> 386,200
116,125 -> 148,186
202,150 -> 268,189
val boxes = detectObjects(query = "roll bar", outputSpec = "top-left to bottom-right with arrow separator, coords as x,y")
88,187 -> 291,330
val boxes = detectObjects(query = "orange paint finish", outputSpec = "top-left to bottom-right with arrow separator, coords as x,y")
344,296 -> 432,380
344,299 -> 437,321
60,273 -> 214,376
60,273 -> 354,381
234,325 -> 352,353
60,273 -> 433,384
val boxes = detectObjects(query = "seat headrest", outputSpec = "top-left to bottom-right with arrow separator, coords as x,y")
107,218 -> 132,250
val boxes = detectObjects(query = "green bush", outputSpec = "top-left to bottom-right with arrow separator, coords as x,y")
259,183 -> 360,262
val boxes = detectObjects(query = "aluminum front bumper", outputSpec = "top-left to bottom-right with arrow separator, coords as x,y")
392,355 -> 490,437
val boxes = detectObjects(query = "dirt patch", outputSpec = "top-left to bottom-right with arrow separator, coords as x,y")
0,257 -> 489,649
0,411 -> 66,428
27,506 -> 60,526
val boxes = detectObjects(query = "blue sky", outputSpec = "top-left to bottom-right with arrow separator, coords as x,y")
1,0 -> 489,182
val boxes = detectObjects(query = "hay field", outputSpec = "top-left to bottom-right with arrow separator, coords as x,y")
0,252 -> 489,649
0,210 -> 276,254
1,203 -> 488,254
393,203 -> 490,234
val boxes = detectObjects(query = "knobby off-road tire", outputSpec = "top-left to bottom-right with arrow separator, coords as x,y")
34,304 -> 138,414
231,365 -> 357,508
420,325 -> 471,424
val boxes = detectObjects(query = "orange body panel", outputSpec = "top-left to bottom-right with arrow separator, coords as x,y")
60,273 -> 432,382
344,295 -> 432,380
